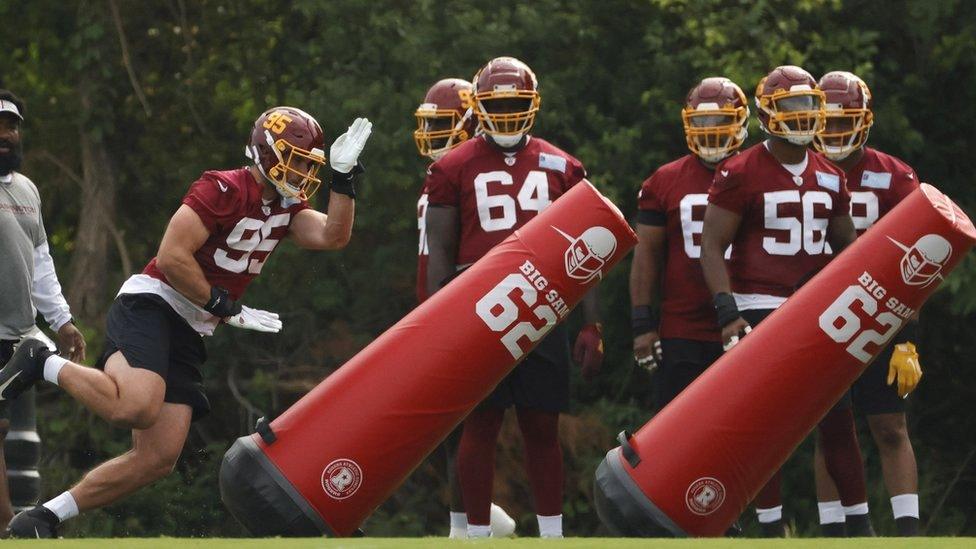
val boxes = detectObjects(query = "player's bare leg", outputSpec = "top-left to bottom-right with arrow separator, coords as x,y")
867,413 -> 919,536
5,403 -> 191,537
69,402 -> 192,512
56,352 -> 166,429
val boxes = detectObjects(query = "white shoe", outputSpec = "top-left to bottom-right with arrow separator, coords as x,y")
448,526 -> 467,539
489,503 -> 517,537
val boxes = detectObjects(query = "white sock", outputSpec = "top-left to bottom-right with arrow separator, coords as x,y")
756,505 -> 782,523
537,514 -> 563,538
891,493 -> 919,519
818,500 -> 845,524
844,502 -> 870,516
449,512 -> 467,538
43,354 -> 68,386
42,491 -> 78,522
467,524 -> 491,538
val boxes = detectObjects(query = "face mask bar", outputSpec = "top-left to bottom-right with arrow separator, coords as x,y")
470,89 -> 540,139
813,108 -> 873,160
413,107 -> 470,159
760,89 -> 827,142
267,140 -> 326,200
681,108 -> 748,162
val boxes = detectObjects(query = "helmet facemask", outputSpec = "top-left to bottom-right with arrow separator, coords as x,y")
758,87 -> 826,146
682,103 -> 749,164
470,88 -> 540,148
413,104 -> 473,160
250,130 -> 326,201
814,107 -> 873,160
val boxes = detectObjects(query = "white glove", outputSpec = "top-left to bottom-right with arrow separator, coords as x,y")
330,117 -> 373,173
225,306 -> 282,333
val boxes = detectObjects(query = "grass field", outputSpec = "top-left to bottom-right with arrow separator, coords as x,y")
4,539 -> 973,549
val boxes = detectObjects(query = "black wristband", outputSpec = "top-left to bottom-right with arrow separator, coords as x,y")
330,162 -> 365,199
713,292 -> 741,328
203,286 -> 242,318
895,318 -> 919,345
631,305 -> 659,336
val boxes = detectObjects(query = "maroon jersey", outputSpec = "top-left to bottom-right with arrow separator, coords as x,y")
844,147 -> 918,234
416,180 -> 430,303
144,168 -> 309,300
708,143 -> 850,298
637,155 -> 720,341
425,136 -> 587,266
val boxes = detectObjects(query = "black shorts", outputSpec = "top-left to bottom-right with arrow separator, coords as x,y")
656,338 -> 724,409
852,341 -> 905,415
481,323 -> 570,413
96,293 -> 211,421
0,340 -> 13,420
739,308 -> 852,411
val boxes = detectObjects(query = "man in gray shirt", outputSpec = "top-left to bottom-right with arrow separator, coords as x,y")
0,89 -> 85,528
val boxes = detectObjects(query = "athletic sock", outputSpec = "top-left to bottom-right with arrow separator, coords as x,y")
43,355 -> 68,386
891,494 -> 920,536
467,524 -> 491,538
818,500 -> 845,536
756,506 -> 784,538
41,491 -> 78,522
537,514 -> 562,538
449,512 -> 467,539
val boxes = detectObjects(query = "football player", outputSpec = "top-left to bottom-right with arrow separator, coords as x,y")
699,65 -> 873,537
413,77 -> 516,538
812,71 -> 922,537
425,56 -> 603,538
631,77 -> 748,408
0,108 -> 371,537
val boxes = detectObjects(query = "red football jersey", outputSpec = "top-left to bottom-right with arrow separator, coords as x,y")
416,180 -> 430,303
637,154 -> 721,342
708,143 -> 850,298
425,136 -> 587,266
144,168 -> 309,300
844,147 -> 919,234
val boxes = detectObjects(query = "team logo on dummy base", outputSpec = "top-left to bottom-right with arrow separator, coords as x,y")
888,234 -> 952,288
553,226 -> 617,283
685,477 -> 726,516
321,458 -> 363,500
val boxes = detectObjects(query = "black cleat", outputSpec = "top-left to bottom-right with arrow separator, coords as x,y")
0,338 -> 51,402
5,506 -> 60,538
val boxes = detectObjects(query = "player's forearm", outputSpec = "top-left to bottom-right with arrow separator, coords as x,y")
629,247 -> 658,308
699,244 -> 732,296
321,193 -> 355,249
581,288 -> 601,324
156,251 -> 212,306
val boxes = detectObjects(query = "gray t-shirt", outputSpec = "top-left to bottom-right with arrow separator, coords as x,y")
0,172 -> 46,339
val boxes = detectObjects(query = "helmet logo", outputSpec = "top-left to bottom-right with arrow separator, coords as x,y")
553,226 -> 617,283
888,234 -> 952,287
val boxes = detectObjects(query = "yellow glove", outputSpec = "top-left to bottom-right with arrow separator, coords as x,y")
887,342 -> 922,398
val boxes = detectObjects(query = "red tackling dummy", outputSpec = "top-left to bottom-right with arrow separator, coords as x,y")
595,183 -> 975,537
219,181 -> 636,536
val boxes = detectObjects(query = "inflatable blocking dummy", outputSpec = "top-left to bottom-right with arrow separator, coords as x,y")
220,181 -> 637,536
594,184 -> 976,536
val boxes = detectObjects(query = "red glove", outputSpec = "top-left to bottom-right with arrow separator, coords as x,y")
574,323 -> 604,381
